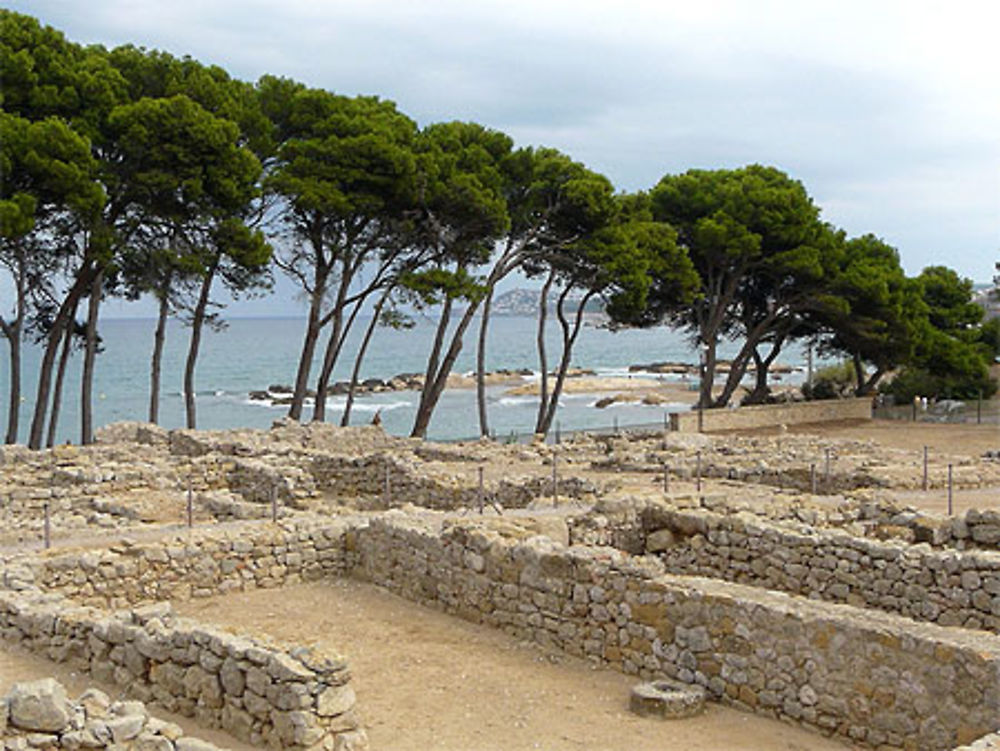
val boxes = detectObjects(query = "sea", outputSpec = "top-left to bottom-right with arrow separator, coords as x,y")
0,315 -> 808,444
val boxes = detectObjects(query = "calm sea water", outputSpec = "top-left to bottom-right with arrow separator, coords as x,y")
0,315 -> 806,443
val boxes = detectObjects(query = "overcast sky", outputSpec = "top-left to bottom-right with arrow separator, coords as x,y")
8,0 -> 1000,315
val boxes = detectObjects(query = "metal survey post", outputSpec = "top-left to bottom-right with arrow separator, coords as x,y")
187,474 -> 194,528
947,464 -> 954,515
43,501 -> 51,549
922,446 -> 929,492
478,464 -> 485,515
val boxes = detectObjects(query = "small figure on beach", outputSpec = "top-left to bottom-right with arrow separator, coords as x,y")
371,409 -> 382,427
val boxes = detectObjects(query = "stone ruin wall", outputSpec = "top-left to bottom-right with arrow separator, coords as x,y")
670,397 -> 873,433
4,515 -> 1000,750
0,522 -> 364,750
567,500 -> 1000,633
350,517 -> 1000,751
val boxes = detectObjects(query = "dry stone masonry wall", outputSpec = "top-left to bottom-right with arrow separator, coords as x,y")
572,499 -> 1000,633
349,517 -> 1000,751
0,585 -> 365,750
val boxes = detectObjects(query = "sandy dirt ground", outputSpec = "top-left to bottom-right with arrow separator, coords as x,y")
747,419 -> 1000,515
176,580 -> 857,751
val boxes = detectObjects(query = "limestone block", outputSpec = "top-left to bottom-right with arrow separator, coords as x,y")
7,679 -> 71,733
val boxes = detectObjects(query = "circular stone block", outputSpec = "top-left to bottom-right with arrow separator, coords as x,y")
629,679 -> 706,719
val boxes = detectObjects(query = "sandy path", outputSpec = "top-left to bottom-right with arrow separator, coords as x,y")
177,580 -> 856,751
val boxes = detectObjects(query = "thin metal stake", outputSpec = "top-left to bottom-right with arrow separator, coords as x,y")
810,463 -> 817,494
271,483 -> 278,523
383,459 -> 391,506
922,446 -> 929,492
663,463 -> 670,494
948,464 -> 954,515
478,465 -> 485,515
552,452 -> 559,505
187,475 -> 194,528
43,502 -> 50,550
613,416 -> 619,435
696,451 -> 702,493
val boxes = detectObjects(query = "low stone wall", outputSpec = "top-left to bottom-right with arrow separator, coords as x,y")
311,453 -> 595,510
0,589 -> 366,750
19,520 -> 352,609
349,517 -> 1000,750
670,398 -> 872,433
608,501 -> 1000,633
2,678 -> 227,749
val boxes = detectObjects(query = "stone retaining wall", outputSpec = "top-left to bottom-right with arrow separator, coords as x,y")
0,589 -> 365,749
17,521 -> 352,609
594,501 -> 1000,633
670,398 -> 872,433
349,517 -> 1000,750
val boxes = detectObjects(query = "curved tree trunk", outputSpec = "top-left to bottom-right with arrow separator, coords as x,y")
80,271 -> 103,445
533,272 -> 555,434
475,286 -> 495,437
47,304 -> 78,448
539,288 -> 593,436
1,316 -> 21,445
289,301 -> 322,421
2,255 -> 26,444
184,263 -> 218,430
342,290 -> 389,427
412,297 -> 476,439
149,289 -> 170,424
415,297 -> 453,422
29,265 -> 95,449
314,289 -> 367,423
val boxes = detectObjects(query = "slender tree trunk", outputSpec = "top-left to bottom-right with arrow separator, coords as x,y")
342,290 -> 390,427
416,297 -> 453,419
539,288 -> 593,436
852,352 -> 865,394
149,290 -> 170,424
475,286 -> 495,437
2,256 -> 25,443
1,316 -> 21,445
314,285 -> 366,422
412,297 -> 483,439
857,366 -> 883,396
184,263 -> 218,430
289,295 -> 323,421
47,305 -> 78,448
311,308 -> 345,423
533,273 -> 555,434
80,271 -> 103,445
744,338 -> 784,405
29,265 -> 95,449
712,343 -> 755,408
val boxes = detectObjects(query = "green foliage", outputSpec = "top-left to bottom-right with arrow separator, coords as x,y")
414,121 -> 512,262
802,361 -> 856,400
0,112 -> 104,240
917,265 -> 982,336
816,234 -> 925,391
977,317 -> 1000,360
